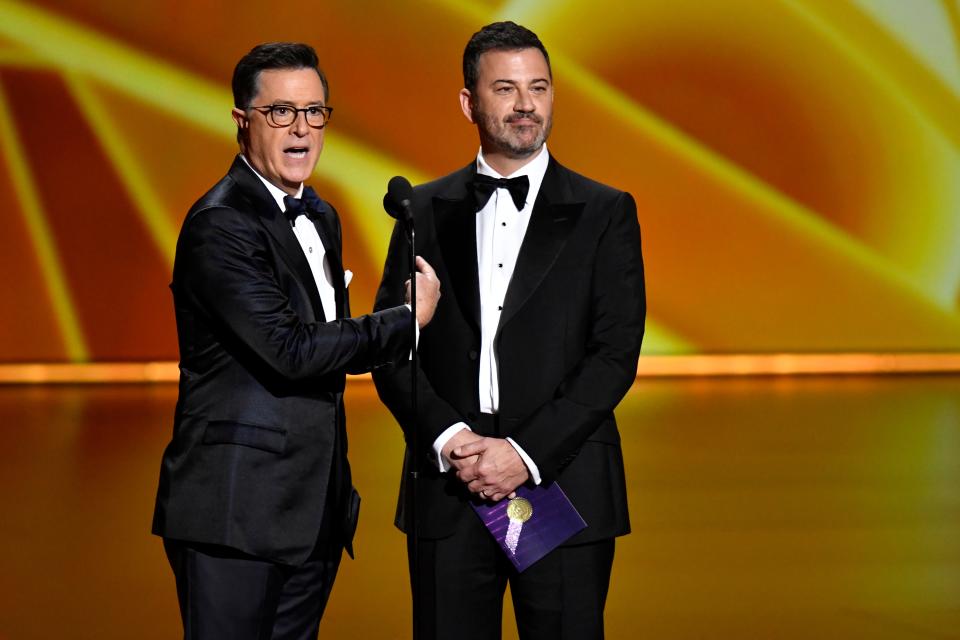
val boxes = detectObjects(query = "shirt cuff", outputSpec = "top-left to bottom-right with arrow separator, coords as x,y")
432,423 -> 471,472
404,304 -> 420,359
506,437 -> 542,485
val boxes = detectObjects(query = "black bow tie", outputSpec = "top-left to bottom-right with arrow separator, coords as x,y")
470,174 -> 530,211
283,186 -> 325,223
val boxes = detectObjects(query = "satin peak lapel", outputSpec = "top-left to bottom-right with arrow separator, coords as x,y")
434,194 -> 481,333
229,160 -> 326,321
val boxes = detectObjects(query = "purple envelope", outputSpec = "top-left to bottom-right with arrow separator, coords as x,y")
471,483 -> 587,572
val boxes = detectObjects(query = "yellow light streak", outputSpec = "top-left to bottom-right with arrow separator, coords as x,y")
947,0 -> 960,56
0,46 -> 52,68
0,0 -> 426,274
0,0 -> 229,133
0,79 -> 89,361
641,323 -> 695,355
0,0 -> 685,354
426,0 -> 960,325
637,352 -> 960,377
2,0 -> 956,354
561,49 -> 959,321
65,72 -> 177,267
320,138 -> 429,269
429,0 -> 490,23
785,0 -> 960,150
2,353 -> 958,384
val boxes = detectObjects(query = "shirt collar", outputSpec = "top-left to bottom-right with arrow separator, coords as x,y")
475,144 -> 549,210
239,154 -> 303,212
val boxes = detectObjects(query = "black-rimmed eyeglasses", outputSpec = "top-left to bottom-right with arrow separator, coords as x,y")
249,104 -> 333,129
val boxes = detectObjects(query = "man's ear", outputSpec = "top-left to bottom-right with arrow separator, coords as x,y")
459,89 -> 475,124
231,107 -> 247,129
232,108 -> 248,146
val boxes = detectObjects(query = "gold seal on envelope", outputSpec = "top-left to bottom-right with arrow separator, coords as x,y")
507,497 -> 533,523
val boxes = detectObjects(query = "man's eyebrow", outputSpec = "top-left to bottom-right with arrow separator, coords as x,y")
267,99 -> 326,106
490,77 -> 550,85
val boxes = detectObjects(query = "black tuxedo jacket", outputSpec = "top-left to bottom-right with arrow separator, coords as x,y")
153,156 -> 412,565
373,156 -> 645,543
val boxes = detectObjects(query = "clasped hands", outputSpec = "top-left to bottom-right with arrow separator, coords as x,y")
441,429 -> 529,502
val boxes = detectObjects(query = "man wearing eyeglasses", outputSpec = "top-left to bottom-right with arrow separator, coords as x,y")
152,42 -> 440,639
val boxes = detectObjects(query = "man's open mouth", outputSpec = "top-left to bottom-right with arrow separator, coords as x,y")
284,146 -> 309,158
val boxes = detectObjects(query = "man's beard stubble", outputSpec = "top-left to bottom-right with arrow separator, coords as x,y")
474,107 -> 552,159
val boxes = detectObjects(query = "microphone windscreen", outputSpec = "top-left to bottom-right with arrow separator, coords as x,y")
384,175 -> 414,220
387,176 -> 413,205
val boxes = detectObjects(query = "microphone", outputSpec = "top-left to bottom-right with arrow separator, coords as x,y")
384,175 -> 414,223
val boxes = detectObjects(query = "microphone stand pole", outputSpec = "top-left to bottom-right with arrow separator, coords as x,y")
405,215 -> 420,639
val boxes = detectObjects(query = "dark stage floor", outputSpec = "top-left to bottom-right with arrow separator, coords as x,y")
1,375 -> 958,639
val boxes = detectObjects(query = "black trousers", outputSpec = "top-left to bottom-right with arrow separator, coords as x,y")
164,538 -> 342,640
410,509 -> 615,640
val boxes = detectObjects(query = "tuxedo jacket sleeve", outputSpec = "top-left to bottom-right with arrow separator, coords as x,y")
373,157 -> 645,542
177,200 -> 409,379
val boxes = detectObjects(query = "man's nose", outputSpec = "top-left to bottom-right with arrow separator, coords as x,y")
291,110 -> 309,135
514,89 -> 535,113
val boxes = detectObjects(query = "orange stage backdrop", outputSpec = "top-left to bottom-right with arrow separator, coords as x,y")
1,0 -> 959,362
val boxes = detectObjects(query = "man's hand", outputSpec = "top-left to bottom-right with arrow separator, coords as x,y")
454,437 -> 529,502
405,256 -> 440,328
441,428 -> 482,473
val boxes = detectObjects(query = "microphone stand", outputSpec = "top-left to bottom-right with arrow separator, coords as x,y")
404,213 -> 421,639
386,177 -> 421,638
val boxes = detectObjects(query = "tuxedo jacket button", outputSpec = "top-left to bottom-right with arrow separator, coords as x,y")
468,350 -> 478,361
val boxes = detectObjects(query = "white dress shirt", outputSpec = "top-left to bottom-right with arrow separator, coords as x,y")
432,145 -> 551,485
241,155 -> 337,322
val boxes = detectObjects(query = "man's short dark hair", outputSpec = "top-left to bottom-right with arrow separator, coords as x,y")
232,42 -> 329,109
462,21 -> 551,92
